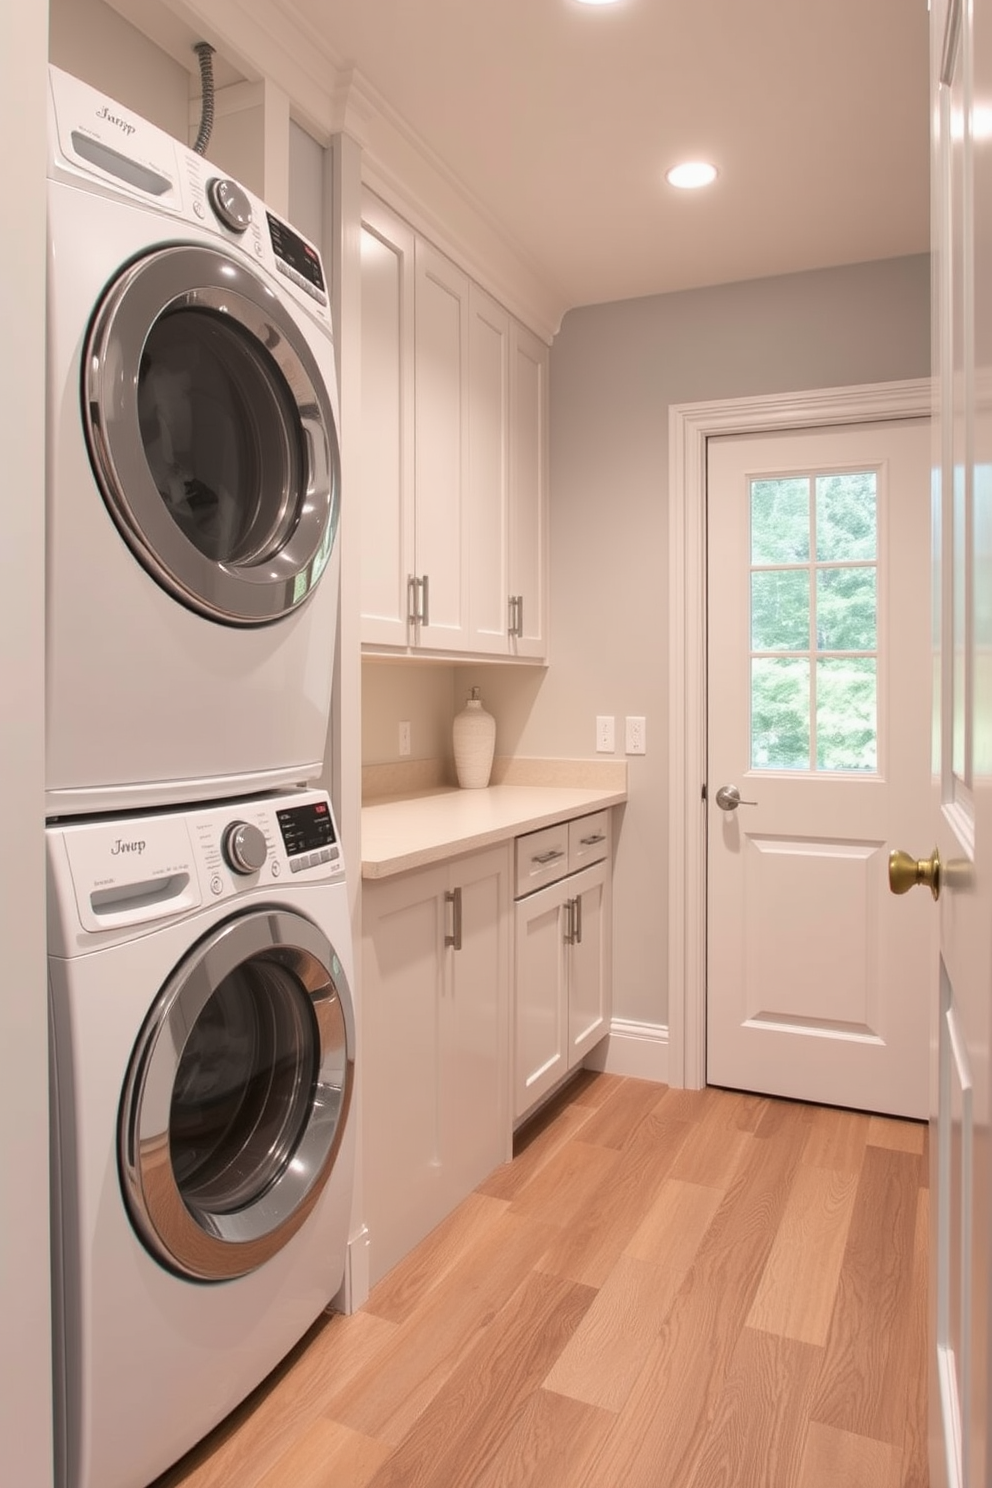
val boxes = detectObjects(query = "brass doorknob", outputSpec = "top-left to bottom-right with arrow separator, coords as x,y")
888,847 -> 941,900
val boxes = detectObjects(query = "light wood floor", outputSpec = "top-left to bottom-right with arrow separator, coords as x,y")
152,1073 -> 929,1488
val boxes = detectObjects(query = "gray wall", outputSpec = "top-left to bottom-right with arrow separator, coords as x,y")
419,254 -> 931,1030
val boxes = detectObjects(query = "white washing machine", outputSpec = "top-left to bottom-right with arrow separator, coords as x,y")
47,789 -> 357,1488
46,66 -> 343,817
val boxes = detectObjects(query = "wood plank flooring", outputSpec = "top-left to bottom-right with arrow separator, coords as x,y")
152,1074 -> 928,1488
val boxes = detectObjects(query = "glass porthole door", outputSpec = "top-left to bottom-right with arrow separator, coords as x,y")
83,245 -> 340,625
119,909 -> 353,1280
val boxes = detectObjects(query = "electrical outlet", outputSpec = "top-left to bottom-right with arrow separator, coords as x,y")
596,715 -> 615,753
625,715 -> 646,755
398,721 -> 411,757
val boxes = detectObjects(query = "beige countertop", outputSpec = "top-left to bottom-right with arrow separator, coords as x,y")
361,762 -> 627,880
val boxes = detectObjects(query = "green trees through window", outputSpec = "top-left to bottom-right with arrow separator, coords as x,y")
749,470 -> 878,772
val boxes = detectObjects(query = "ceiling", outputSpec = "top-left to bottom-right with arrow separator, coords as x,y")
284,0 -> 931,310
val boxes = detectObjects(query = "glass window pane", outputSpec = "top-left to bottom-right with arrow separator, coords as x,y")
815,471 -> 877,561
751,477 -> 810,564
816,658 -> 877,771
751,570 -> 810,651
816,567 -> 877,650
751,657 -> 810,769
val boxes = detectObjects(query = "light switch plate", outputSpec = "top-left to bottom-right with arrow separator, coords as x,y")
596,716 -> 615,753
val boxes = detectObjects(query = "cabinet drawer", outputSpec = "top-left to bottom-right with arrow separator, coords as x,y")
568,811 -> 610,872
515,822 -> 569,896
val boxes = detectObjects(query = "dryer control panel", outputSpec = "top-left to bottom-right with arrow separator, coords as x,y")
47,65 -> 332,330
48,788 -> 344,937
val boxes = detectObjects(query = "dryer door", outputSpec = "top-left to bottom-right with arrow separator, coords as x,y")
119,908 -> 354,1280
83,245 -> 340,625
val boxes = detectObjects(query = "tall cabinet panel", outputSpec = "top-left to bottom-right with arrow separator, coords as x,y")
359,196 -> 415,647
414,240 -> 471,650
467,284 -> 511,654
363,844 -> 511,1286
508,321 -> 550,659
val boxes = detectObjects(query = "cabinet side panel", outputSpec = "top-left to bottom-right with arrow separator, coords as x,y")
363,884 -> 445,1285
415,243 -> 469,644
569,864 -> 612,1063
445,862 -> 510,1190
359,200 -> 415,647
509,323 -> 549,658
468,286 -> 510,651
514,887 -> 568,1119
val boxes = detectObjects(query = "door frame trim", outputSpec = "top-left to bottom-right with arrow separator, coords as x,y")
667,377 -> 932,1089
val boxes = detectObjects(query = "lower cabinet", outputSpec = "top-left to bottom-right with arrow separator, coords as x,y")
362,844 -> 511,1286
513,814 -> 613,1122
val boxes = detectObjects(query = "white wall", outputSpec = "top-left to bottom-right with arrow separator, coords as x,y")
48,0 -> 188,138
534,253 -> 931,1030
1,1 -> 53,1482
362,254 -> 932,1032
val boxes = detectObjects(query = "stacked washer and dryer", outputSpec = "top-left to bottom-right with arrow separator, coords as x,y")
44,66 -> 356,1488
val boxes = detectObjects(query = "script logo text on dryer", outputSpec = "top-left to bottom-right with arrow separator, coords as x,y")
96,105 -> 136,138
110,838 -> 146,856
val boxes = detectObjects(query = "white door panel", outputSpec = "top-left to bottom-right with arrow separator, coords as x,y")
929,0 -> 992,1478
707,420 -> 931,1118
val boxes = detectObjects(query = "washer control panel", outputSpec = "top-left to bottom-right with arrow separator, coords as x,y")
51,788 -> 344,935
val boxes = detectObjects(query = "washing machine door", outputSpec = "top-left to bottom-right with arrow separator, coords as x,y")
83,244 -> 340,625
119,908 -> 354,1281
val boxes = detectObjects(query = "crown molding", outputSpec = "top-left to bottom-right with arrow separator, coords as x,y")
107,0 -> 568,338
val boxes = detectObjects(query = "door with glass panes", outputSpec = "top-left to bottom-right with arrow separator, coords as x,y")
706,420 -> 931,1118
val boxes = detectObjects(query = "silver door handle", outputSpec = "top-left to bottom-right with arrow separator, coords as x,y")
444,886 -> 462,950
714,784 -> 757,811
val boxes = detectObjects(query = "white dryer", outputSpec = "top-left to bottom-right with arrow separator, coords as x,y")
46,66 -> 342,817
47,789 -> 357,1488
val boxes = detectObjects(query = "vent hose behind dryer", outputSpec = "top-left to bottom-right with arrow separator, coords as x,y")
192,42 -> 216,157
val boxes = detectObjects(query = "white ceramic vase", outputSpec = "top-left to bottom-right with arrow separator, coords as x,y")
452,687 -> 496,789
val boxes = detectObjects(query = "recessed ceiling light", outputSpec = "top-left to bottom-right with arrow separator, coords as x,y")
666,161 -> 719,189
573,1 -> 623,6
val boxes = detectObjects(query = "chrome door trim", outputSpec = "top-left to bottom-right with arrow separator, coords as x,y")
84,244 -> 340,625
119,908 -> 354,1280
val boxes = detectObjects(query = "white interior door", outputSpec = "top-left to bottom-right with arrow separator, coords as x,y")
707,419 -> 932,1119
928,0 -> 992,1480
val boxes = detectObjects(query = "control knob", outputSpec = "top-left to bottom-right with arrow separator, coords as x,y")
223,821 -> 267,876
207,177 -> 252,234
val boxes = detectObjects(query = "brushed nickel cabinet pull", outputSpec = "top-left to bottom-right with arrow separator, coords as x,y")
444,886 -> 462,950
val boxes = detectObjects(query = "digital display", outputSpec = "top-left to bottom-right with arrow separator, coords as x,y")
276,802 -> 337,856
267,212 -> 326,292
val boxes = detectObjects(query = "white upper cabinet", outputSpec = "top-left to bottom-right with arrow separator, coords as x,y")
413,239 -> 471,651
508,320 -> 549,659
359,190 -> 548,660
467,283 -> 510,654
359,196 -> 415,648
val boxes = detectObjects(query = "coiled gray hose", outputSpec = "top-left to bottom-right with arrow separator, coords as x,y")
192,42 -> 216,157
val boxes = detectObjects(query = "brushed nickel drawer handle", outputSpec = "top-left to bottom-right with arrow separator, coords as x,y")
532,849 -> 565,866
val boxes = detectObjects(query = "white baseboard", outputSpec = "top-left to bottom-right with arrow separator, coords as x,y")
584,1019 -> 670,1084
330,1224 -> 370,1315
